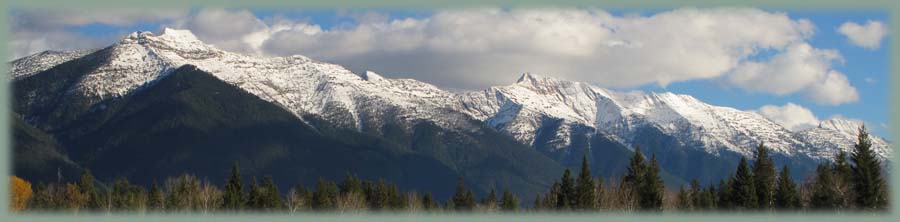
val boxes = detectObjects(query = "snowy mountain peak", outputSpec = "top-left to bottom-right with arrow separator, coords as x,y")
363,70 -> 386,82
818,118 -> 865,137
514,72 -> 562,87
516,72 -> 535,83
123,30 -> 155,42
798,117 -> 890,160
122,28 -> 201,44
162,28 -> 199,39
8,48 -> 97,80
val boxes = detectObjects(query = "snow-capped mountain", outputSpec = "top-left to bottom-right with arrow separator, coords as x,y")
9,28 -> 891,169
797,118 -> 892,160
13,28 -> 475,135
9,49 -> 97,80
455,73 -> 891,162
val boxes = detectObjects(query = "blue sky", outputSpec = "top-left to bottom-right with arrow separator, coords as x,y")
9,8 -> 891,138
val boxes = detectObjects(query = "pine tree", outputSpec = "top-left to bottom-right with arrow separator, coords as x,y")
716,176 -> 734,210
362,180 -> 377,208
624,146 -> 647,189
849,125 -> 888,210
700,185 -> 717,210
246,177 -> 262,210
810,164 -> 840,209
222,162 -> 244,210
676,186 -> 691,210
499,190 -> 519,211
640,154 -> 664,210
832,151 -> 853,208
594,176 -> 604,209
481,188 -> 497,210
372,179 -> 390,210
731,157 -> 757,210
260,176 -> 282,210
774,165 -> 800,210
165,174 -> 202,211
574,156 -> 596,210
544,182 -> 561,210
451,178 -> 476,211
624,146 -> 647,209
340,172 -> 363,195
78,169 -> 101,210
557,169 -> 575,210
286,184 -> 311,213
112,177 -> 136,210
533,194 -> 544,211
148,182 -> 165,210
688,179 -> 702,211
752,143 -> 776,209
422,192 -> 438,210
833,151 -> 853,183
312,178 -> 338,210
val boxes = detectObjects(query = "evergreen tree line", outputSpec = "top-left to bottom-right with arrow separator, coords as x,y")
20,162 -> 519,213
13,127 -> 888,213
533,126 -> 888,212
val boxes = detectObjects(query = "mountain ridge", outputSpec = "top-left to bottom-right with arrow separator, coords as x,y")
9,28 -> 890,186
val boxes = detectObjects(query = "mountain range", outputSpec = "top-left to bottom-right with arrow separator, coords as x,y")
10,28 -> 891,201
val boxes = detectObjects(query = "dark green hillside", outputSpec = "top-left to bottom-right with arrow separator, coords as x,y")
13,48 -> 112,130
12,115 -> 82,183
625,126 -> 817,186
48,65 -> 461,199
304,108 -> 567,201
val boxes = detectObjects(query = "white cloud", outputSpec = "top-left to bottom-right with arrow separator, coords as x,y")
8,30 -> 111,60
9,8 -> 188,60
728,43 -> 858,105
170,9 -> 270,54
837,21 -> 889,50
756,103 -> 820,131
804,70 -> 859,105
9,7 -> 863,106
175,8 -> 822,91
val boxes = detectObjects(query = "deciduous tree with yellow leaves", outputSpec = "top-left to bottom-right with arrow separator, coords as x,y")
10,176 -> 33,212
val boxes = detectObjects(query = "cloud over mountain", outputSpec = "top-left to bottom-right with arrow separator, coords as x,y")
756,103 -> 821,131
9,7 -> 862,106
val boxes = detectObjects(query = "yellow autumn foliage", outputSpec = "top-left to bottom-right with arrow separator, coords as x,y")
10,176 -> 33,212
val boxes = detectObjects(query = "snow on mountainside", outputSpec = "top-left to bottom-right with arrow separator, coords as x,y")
9,28 -> 891,163
797,118 -> 891,160
9,49 -> 97,80
457,73 -> 820,159
11,28 -> 470,133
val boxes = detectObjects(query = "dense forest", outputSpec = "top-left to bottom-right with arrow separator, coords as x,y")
9,126 -> 888,213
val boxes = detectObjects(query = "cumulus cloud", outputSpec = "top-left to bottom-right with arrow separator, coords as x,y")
837,21 -> 889,50
9,7 -> 862,106
169,8 -> 270,54
8,30 -> 111,60
728,43 -> 858,105
187,8 -> 857,105
756,103 -> 821,131
803,70 -> 859,105
171,8 -> 822,91
8,8 -> 188,60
